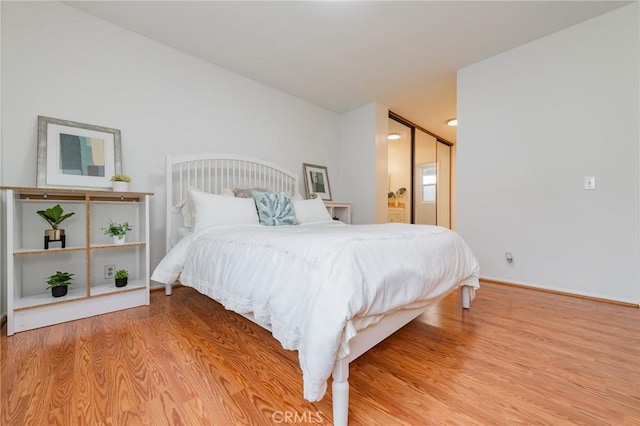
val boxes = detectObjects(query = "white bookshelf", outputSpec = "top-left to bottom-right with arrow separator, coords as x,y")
2,186 -> 153,335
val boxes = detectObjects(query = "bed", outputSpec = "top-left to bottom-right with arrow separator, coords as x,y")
151,153 -> 480,425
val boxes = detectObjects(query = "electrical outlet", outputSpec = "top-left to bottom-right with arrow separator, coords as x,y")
105,265 -> 115,279
505,252 -> 514,267
584,176 -> 596,190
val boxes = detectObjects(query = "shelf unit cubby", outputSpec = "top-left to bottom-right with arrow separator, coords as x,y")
324,201 -> 351,224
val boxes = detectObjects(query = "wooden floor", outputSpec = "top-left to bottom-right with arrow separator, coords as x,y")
1,281 -> 638,425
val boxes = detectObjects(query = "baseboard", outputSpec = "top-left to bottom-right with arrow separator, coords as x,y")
0,314 -> 6,329
480,277 -> 639,308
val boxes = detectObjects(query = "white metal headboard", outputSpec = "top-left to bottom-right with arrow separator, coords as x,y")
165,153 -> 298,251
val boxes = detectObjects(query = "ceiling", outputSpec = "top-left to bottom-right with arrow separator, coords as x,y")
67,1 -> 630,143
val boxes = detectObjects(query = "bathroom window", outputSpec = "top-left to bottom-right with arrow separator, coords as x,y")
421,163 -> 437,202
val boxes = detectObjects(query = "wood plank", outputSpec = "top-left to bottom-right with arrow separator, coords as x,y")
0,186 -> 153,197
1,281 -> 638,425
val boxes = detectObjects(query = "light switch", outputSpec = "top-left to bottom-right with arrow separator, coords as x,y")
584,176 -> 596,190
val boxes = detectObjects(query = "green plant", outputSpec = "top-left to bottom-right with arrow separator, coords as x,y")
387,187 -> 407,199
46,271 -> 74,288
101,220 -> 132,237
114,269 -> 128,279
36,204 -> 75,230
110,174 -> 131,183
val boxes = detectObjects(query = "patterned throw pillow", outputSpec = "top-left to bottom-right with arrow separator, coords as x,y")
251,190 -> 299,226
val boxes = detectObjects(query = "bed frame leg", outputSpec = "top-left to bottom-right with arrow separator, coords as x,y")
332,358 -> 349,426
461,285 -> 471,309
165,283 -> 173,296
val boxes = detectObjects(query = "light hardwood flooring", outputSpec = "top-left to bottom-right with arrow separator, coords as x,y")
1,281 -> 638,425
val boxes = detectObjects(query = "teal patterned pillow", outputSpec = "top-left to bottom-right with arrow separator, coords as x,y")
251,191 -> 299,226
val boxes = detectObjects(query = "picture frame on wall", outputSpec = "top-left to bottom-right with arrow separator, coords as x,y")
36,116 -> 122,189
303,163 -> 332,201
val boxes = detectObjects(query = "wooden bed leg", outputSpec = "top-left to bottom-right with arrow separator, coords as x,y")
332,358 -> 349,426
461,285 -> 471,309
165,283 -> 172,296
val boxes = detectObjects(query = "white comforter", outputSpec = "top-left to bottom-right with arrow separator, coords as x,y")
151,221 -> 480,401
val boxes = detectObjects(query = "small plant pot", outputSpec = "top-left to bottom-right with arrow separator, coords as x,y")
44,229 -> 66,249
115,278 -> 128,288
112,181 -> 129,192
51,286 -> 68,297
45,229 -> 65,240
113,235 -> 125,245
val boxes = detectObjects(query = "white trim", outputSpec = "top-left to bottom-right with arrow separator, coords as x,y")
481,275 -> 639,306
5,191 -> 14,334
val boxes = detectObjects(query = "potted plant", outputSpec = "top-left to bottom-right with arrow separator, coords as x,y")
36,204 -> 75,249
101,220 -> 132,244
46,270 -> 73,297
114,269 -> 128,287
111,174 -> 131,192
388,187 -> 407,206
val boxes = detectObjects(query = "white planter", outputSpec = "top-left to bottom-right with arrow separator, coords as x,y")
112,181 -> 129,192
113,235 -> 125,245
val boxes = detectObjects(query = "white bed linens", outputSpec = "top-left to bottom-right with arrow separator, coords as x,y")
151,221 -> 480,402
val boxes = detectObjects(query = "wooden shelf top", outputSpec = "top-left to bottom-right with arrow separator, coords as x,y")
1,186 -> 153,196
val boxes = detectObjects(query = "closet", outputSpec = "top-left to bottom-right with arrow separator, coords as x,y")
387,112 -> 452,227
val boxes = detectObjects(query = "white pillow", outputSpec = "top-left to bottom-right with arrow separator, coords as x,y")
190,189 -> 259,231
293,198 -> 333,224
173,188 -> 235,229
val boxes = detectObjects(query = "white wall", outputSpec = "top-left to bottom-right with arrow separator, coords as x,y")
457,4 -> 639,303
339,102 -> 388,224
1,0 -> 342,293
0,1 -> 4,319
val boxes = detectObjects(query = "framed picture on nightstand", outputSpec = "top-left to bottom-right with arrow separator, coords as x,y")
303,163 -> 332,201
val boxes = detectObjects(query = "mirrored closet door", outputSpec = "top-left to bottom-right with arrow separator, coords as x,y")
388,113 -> 452,227
387,118 -> 412,223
